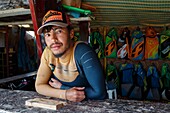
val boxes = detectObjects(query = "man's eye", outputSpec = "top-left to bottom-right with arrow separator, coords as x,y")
44,33 -> 51,37
55,29 -> 62,34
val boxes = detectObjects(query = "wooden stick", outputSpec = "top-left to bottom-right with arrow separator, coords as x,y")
81,3 -> 96,12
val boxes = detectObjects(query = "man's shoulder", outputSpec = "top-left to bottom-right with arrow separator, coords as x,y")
74,41 -> 93,57
74,41 -> 90,50
42,47 -> 51,54
41,47 -> 54,59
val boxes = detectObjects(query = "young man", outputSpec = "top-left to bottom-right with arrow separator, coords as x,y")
36,10 -> 107,102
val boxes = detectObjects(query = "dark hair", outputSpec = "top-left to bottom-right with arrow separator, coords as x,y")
67,25 -> 73,32
42,25 -> 73,34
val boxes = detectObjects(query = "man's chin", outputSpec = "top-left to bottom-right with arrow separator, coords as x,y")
53,52 -> 65,58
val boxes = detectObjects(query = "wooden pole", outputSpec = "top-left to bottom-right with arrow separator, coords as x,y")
29,0 -> 45,60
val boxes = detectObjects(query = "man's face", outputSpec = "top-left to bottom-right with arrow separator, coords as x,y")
43,26 -> 73,58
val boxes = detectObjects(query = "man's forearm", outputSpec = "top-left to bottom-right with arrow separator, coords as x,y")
35,84 -> 67,100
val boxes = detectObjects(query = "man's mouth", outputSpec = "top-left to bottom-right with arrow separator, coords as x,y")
50,43 -> 62,50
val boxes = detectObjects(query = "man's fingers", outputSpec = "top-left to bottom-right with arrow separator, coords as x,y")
66,89 -> 86,102
50,78 -> 56,82
48,78 -> 62,88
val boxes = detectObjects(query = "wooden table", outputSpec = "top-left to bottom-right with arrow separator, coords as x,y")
0,88 -> 170,113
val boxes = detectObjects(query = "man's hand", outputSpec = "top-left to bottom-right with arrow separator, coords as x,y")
66,87 -> 85,102
49,78 -> 62,89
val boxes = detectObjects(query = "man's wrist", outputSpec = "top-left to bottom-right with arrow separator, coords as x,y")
59,90 -> 67,100
65,90 -> 68,100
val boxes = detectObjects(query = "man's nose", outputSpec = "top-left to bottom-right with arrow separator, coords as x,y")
51,32 -> 58,42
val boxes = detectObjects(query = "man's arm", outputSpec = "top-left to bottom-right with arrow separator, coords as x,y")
35,48 -> 85,102
35,53 -> 67,100
75,43 -> 108,100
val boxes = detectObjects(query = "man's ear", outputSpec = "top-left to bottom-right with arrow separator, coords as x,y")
70,29 -> 74,39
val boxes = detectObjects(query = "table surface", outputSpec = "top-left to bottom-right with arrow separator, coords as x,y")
0,88 -> 170,113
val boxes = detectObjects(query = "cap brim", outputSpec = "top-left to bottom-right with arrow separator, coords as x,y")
37,22 -> 68,35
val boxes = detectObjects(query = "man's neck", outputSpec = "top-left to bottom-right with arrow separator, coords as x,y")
60,42 -> 74,62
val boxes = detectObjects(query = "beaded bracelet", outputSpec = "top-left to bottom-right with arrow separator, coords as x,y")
65,90 -> 68,101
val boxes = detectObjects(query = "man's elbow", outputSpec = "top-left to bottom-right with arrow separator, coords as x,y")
35,83 -> 43,94
98,92 -> 108,100
91,91 -> 108,100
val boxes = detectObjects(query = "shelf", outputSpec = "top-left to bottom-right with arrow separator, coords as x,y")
70,17 -> 91,22
0,71 -> 37,84
0,8 -> 30,18
0,20 -> 32,26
